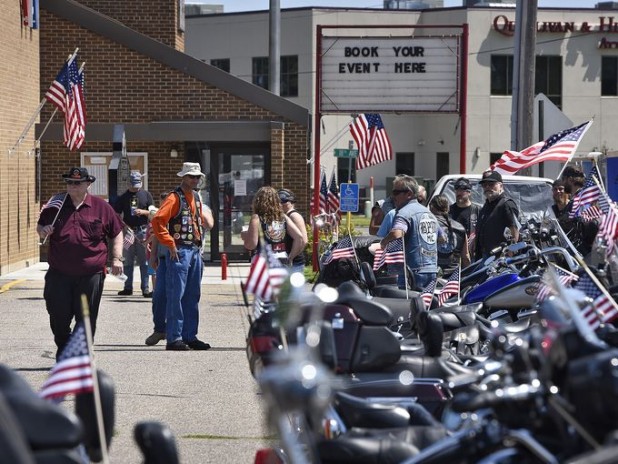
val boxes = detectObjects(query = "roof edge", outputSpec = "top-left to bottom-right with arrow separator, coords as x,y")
41,0 -> 310,127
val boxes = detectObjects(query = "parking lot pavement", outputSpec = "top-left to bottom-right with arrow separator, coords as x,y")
0,262 -> 270,463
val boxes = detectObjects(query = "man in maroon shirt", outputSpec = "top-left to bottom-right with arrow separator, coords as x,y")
37,167 -> 124,359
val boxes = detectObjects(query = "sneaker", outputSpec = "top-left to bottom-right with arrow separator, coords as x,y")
145,332 -> 165,346
185,339 -> 211,351
118,289 -> 133,296
142,291 -> 153,298
166,340 -> 190,351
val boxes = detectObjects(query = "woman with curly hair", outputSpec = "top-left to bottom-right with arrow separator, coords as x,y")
429,194 -> 470,275
241,186 -> 304,266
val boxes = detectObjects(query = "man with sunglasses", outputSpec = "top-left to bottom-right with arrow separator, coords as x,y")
379,175 -> 438,290
37,167 -> 125,360
151,162 -> 214,351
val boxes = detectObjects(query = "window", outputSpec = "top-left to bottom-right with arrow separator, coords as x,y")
490,55 -> 562,108
491,55 -> 513,96
252,57 -> 269,89
436,152 -> 450,180
602,56 -> 618,96
210,58 -> 230,73
252,55 -> 299,97
535,56 -> 562,108
396,152 -> 415,176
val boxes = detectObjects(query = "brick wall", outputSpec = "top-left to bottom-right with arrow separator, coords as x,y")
0,0 -> 41,274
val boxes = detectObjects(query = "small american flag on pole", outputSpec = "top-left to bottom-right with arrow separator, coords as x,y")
373,237 -> 405,271
319,170 -> 328,214
123,228 -> 135,250
39,323 -> 93,400
350,114 -> 393,170
244,241 -> 289,302
421,279 -> 437,310
323,235 -> 355,265
491,121 -> 592,175
437,267 -> 461,306
536,264 -> 579,302
328,169 -> 340,217
573,273 -> 618,329
569,166 -> 602,219
40,193 -> 66,213
65,63 -> 86,151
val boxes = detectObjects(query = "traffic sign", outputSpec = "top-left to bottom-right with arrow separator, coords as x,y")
334,149 -> 358,158
340,183 -> 359,212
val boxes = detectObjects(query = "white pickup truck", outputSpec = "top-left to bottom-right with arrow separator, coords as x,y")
429,174 -> 554,222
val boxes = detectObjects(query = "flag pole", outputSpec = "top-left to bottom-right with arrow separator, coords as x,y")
40,193 -> 68,245
8,48 -> 80,155
80,294 -> 110,464
402,237 -> 409,300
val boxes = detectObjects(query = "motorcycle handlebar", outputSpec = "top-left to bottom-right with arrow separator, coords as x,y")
451,383 -> 541,413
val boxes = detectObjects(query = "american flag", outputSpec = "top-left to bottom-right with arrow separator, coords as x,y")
328,169 -> 340,216
536,264 -> 579,302
467,230 -> 476,249
45,60 -> 72,112
323,235 -> 355,265
350,114 -> 393,170
598,199 -> 618,252
244,241 -> 289,302
40,193 -> 66,213
123,228 -> 135,250
491,121 -> 593,175
65,62 -> 86,151
373,237 -> 405,271
580,205 -> 602,222
319,170 -> 328,214
39,323 -> 93,400
573,273 -> 618,329
569,166 -> 602,219
437,266 -> 461,306
421,279 -> 437,309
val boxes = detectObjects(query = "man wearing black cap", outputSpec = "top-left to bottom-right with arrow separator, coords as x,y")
474,170 -> 520,260
37,167 -> 125,359
448,177 -> 479,236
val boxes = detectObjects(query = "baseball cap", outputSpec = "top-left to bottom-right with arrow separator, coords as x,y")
479,170 -> 503,184
453,177 -> 471,190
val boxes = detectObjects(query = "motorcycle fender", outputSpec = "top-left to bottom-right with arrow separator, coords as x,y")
484,275 -> 541,308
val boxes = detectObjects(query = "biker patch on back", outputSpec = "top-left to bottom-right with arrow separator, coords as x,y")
418,213 -> 437,245
265,220 -> 286,242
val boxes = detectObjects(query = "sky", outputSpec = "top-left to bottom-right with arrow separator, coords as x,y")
195,0 -> 602,13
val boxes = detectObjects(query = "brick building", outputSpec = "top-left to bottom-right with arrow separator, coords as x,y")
35,0 -> 310,263
0,0 -> 40,275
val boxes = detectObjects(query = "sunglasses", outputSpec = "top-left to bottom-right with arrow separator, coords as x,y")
66,180 -> 86,185
392,189 -> 409,195
186,175 -> 201,179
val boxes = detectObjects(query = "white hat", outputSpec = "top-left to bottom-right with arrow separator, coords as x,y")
177,162 -> 205,178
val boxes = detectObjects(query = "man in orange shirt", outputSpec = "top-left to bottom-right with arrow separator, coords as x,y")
151,162 -> 214,351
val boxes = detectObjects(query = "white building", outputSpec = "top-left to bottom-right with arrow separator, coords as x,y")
186,5 -> 618,200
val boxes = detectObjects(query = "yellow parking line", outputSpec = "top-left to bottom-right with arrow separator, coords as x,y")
0,279 -> 26,294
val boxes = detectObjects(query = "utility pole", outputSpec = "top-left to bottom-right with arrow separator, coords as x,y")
510,0 -> 537,175
269,0 -> 280,95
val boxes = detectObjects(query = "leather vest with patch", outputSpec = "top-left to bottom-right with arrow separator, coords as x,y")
167,187 -> 204,247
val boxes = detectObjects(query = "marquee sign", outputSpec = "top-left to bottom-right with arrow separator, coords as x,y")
320,36 -> 460,113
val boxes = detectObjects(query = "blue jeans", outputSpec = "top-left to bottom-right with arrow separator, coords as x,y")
123,240 -> 149,293
398,271 -> 436,290
165,245 -> 203,343
152,256 -> 167,333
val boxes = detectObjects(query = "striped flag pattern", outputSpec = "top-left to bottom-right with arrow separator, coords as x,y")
437,267 -> 461,306
123,228 -> 135,250
491,121 -> 592,175
350,114 -> 393,170
328,169 -> 340,217
598,201 -> 618,252
573,273 -> 618,329
40,323 -> 93,400
40,193 -> 66,213
569,166 -> 602,219
421,279 -> 437,309
373,237 -> 405,271
245,241 -> 289,302
323,235 -> 355,265
65,64 -> 86,151
536,264 -> 579,302
319,170 -> 328,214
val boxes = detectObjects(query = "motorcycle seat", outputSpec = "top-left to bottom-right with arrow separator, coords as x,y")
372,296 -> 422,324
334,391 -> 411,429
392,355 -> 477,379
317,431 -> 420,464
428,309 -> 478,331
336,282 -> 393,325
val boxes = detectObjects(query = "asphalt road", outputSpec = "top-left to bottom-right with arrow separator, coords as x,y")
0,262 -> 270,463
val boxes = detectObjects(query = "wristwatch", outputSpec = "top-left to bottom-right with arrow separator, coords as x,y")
113,256 -> 125,262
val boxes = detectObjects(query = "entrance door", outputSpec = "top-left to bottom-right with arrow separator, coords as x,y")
209,144 -> 269,261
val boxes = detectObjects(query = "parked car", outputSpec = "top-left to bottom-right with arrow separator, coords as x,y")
429,174 -> 554,222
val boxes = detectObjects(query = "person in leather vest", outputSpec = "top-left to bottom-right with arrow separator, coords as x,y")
429,194 -> 470,274
151,162 -> 214,351
241,186 -> 304,267
474,170 -> 520,260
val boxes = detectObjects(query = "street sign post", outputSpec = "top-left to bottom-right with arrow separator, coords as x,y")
334,149 -> 358,158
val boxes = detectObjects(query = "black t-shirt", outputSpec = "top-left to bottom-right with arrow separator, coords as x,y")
475,195 -> 519,259
113,189 -> 154,228
448,203 -> 480,235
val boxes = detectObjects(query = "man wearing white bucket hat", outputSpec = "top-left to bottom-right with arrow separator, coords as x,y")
151,162 -> 215,351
